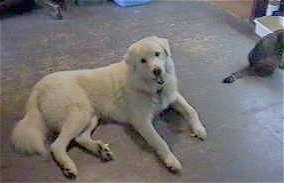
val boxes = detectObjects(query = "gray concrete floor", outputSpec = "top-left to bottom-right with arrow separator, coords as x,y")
1,1 -> 283,182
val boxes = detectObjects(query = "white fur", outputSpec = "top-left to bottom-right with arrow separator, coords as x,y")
11,36 -> 207,178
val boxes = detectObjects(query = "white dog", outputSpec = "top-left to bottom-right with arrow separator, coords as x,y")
12,36 -> 207,178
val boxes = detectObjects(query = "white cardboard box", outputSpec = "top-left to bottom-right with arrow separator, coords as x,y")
254,16 -> 284,37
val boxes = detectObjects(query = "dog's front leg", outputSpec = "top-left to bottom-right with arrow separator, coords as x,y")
172,93 -> 207,140
131,114 -> 182,173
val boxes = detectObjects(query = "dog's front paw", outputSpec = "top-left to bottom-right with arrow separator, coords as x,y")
61,162 -> 78,179
191,125 -> 207,140
98,142 -> 114,162
164,153 -> 182,173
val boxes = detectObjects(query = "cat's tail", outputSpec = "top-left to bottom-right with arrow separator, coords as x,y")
222,67 -> 253,83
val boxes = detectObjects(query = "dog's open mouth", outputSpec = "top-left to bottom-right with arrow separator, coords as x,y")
153,77 -> 165,85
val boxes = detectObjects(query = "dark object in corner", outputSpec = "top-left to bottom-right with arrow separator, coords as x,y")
35,0 -> 65,20
250,0 -> 268,20
223,29 -> 284,83
0,0 -> 65,19
0,0 -> 35,15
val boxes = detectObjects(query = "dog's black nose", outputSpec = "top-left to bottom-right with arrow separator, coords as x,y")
153,67 -> 162,77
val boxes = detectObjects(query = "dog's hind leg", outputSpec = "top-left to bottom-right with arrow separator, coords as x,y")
50,106 -> 91,179
75,116 -> 114,161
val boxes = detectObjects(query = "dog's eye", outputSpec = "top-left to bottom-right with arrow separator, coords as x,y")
141,58 -> 147,64
155,52 -> 160,57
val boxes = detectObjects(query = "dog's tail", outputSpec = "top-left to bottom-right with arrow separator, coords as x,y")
11,89 -> 48,156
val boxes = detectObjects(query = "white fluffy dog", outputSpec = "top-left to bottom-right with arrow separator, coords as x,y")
12,36 -> 207,178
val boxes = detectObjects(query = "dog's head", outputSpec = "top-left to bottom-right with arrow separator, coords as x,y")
124,36 -> 175,85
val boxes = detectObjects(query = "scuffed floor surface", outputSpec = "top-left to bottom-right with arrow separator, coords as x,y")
1,1 -> 283,182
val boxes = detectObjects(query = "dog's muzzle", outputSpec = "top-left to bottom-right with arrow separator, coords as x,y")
153,76 -> 165,85
152,66 -> 165,85
153,67 -> 162,77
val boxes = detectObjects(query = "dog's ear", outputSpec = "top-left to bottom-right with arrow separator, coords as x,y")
124,44 -> 137,72
157,37 -> 171,57
165,57 -> 175,75
155,37 -> 174,74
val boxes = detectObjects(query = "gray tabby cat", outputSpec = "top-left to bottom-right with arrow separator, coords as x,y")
223,29 -> 283,83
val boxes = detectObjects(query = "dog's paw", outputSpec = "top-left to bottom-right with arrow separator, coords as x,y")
164,153 -> 182,173
191,125 -> 207,140
61,162 -> 78,179
98,142 -> 114,162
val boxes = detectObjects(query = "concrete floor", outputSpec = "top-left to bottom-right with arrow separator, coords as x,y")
1,1 -> 283,182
